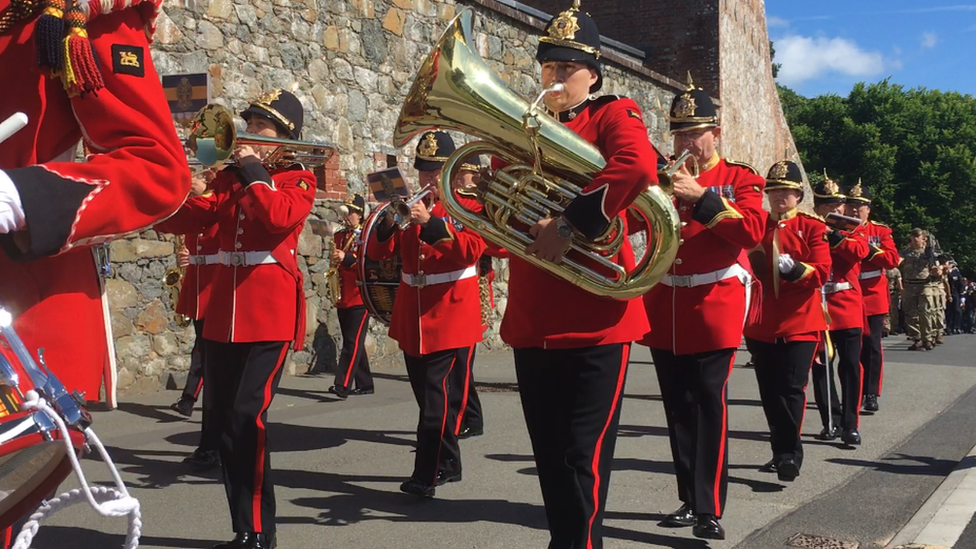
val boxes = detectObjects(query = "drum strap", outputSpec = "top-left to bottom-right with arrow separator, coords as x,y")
12,392 -> 142,549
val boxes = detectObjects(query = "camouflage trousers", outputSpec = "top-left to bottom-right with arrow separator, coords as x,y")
903,283 -> 940,343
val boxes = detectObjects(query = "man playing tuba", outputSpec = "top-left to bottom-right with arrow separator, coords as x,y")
498,4 -> 654,548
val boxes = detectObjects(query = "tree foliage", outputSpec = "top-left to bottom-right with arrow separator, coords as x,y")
779,81 -> 976,275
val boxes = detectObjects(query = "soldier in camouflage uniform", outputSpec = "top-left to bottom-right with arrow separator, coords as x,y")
901,229 -> 940,350
886,267 -> 902,336
934,261 -> 949,344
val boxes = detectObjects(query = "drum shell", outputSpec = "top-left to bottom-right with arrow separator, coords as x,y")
357,203 -> 403,326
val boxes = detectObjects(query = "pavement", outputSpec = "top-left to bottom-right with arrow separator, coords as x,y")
18,333 -> 976,549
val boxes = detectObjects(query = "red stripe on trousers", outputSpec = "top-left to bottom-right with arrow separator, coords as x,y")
252,342 -> 290,532
192,375 -> 204,399
342,312 -> 370,387
454,346 -> 476,436
432,355 -> 458,485
878,341 -> 884,396
712,351 -> 736,516
586,343 -> 630,549
798,349 -> 818,437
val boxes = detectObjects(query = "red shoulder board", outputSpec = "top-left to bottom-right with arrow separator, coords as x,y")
723,158 -> 760,175
79,0 -> 163,39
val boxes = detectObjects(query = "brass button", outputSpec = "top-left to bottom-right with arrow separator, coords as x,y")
239,213 -> 246,220
675,258 -> 683,265
235,242 -> 242,249
238,228 -> 244,235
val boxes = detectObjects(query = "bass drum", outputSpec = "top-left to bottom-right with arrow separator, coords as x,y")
0,343 -> 85,529
358,203 -> 402,326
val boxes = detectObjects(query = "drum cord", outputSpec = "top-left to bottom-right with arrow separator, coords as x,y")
11,390 -> 142,549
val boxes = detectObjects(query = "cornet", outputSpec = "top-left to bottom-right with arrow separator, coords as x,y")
389,185 -> 434,230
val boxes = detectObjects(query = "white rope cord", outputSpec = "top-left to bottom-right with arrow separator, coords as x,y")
11,390 -> 141,549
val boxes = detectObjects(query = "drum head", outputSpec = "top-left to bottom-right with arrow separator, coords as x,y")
359,204 -> 403,326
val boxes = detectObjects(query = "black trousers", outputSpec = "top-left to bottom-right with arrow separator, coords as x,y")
404,349 -> 462,485
205,339 -> 290,536
333,306 -> 372,390
514,343 -> 630,549
748,338 -> 816,468
949,294 -> 962,333
650,347 -> 735,518
812,328 -> 862,431
860,314 -> 885,396
180,318 -> 206,402
449,344 -> 483,433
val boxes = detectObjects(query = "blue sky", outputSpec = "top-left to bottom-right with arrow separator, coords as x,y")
766,1 -> 976,98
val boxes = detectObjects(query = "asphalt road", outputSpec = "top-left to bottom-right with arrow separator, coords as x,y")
18,333 -> 976,549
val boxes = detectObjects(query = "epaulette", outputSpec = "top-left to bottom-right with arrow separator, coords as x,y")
80,0 -> 163,39
723,158 -> 759,175
591,94 -> 621,108
870,220 -> 890,229
798,210 -> 826,223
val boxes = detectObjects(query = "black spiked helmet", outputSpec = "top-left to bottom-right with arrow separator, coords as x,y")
813,170 -> 846,206
670,73 -> 719,133
764,160 -> 804,192
537,0 -> 603,92
846,179 -> 873,205
240,89 -> 304,140
414,130 -> 456,171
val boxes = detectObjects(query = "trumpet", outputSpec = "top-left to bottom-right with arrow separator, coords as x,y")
187,103 -> 335,170
389,186 -> 434,230
824,212 -> 863,232
660,150 -> 700,192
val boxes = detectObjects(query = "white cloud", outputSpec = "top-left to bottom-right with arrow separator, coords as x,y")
921,32 -> 938,48
767,15 -> 790,27
774,34 -> 887,87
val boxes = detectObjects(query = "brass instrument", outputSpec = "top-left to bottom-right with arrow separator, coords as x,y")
187,103 -> 334,170
389,185 -> 434,230
824,212 -> 863,232
325,224 -> 360,306
164,235 -> 192,328
394,9 -> 680,299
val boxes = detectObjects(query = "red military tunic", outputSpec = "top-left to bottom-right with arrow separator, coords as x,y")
155,166 -> 315,347
744,209 -> 831,342
177,223 -> 220,320
640,156 -> 767,354
824,229 -> 869,331
857,220 -> 901,316
0,0 -> 189,404
367,198 -> 486,357
501,96 -> 652,349
334,225 -> 365,309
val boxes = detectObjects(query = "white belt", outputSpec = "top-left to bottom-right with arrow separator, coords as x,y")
216,250 -> 278,267
402,266 -> 478,288
662,264 -> 748,288
823,282 -> 853,294
859,270 -> 882,280
188,254 -> 220,266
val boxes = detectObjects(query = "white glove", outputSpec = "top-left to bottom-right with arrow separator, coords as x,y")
0,170 -> 25,234
778,253 -> 796,274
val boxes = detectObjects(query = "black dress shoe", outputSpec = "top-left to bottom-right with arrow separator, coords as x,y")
170,397 -> 194,418
863,394 -> 879,413
183,448 -> 220,468
435,469 -> 462,486
842,428 -> 861,446
457,424 -> 484,439
660,503 -> 695,527
328,385 -> 349,399
350,386 -> 374,396
399,477 -> 435,498
692,514 -> 725,540
777,458 -> 800,482
816,425 -> 840,441
214,532 -> 275,549
759,459 -> 778,473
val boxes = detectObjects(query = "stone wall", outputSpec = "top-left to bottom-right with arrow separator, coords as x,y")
110,0 -> 795,393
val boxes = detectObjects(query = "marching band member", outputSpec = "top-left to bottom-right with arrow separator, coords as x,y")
328,194 -> 374,399
368,130 -> 486,498
169,174 -> 222,468
155,89 -> 315,549
499,4 -> 653,547
744,161 -> 831,483
640,79 -> 766,540
810,178 -> 869,446
846,184 -> 901,413
0,0 -> 190,409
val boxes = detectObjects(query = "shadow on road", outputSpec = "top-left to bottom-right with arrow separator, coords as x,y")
826,452 -> 959,476
32,526 -> 217,549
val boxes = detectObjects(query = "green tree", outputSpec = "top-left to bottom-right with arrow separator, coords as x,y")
780,82 -> 976,275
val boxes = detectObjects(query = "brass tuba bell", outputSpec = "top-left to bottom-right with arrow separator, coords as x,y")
394,9 -> 680,299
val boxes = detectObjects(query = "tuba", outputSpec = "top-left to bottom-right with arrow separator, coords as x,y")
394,9 -> 680,300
